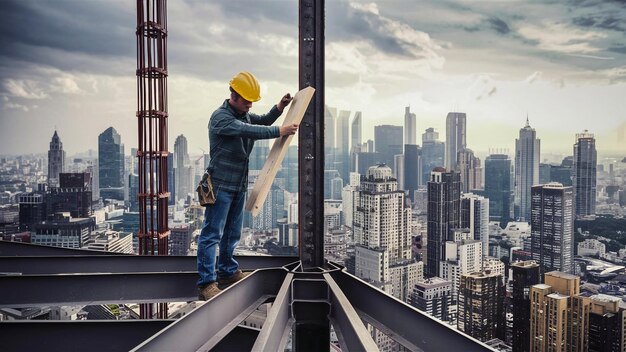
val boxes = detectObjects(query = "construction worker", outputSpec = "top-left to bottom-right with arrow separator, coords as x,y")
197,71 -> 297,300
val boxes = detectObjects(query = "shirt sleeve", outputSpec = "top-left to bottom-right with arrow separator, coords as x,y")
249,105 -> 282,126
211,112 -> 280,139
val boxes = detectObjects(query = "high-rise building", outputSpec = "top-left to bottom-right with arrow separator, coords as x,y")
426,168 -> 461,277
530,271 -> 580,352
31,212 -> 95,249
458,271 -> 505,342
336,110 -> 351,182
587,294 -> 626,352
404,106 -> 417,145
461,193 -> 489,255
353,165 -> 415,300
47,130 -> 65,187
351,112 -> 362,152
167,153 -> 175,205
445,112 -> 466,170
87,230 -> 134,254
374,125 -> 403,172
531,183 -> 574,274
573,131 -> 597,218
129,173 -> 139,212
404,144 -> 422,202
440,238 -> 483,297
393,154 -> 404,190
342,172 -> 360,230
551,156 -> 574,186
410,277 -> 453,322
511,261 -> 540,352
421,128 -> 445,185
324,105 -> 337,170
456,148 -> 482,193
485,154 -> 513,225
47,173 -> 93,218
174,134 -> 191,201
170,224 -> 193,256
514,119 -> 540,222
98,127 -> 124,200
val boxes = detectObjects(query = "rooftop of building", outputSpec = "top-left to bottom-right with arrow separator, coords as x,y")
511,260 -> 539,268
532,284 -> 552,290
547,292 -> 570,300
545,271 -> 579,280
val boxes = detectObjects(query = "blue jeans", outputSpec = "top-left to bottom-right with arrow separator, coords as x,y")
197,189 -> 245,286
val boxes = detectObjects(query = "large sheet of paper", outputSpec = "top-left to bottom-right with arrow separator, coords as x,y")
245,86 -> 315,216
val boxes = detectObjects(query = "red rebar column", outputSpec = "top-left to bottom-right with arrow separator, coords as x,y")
136,0 -> 170,319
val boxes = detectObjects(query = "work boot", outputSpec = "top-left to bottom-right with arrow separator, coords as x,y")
218,270 -> 248,287
198,282 -> 221,301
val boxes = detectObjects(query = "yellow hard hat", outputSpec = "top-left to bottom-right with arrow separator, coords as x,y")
229,71 -> 261,102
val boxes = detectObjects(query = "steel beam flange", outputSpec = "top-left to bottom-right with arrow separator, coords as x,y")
131,268 -> 288,351
323,273 -> 378,351
252,273 -> 294,352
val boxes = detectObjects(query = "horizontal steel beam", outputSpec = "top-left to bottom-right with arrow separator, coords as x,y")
0,320 -> 173,352
0,255 -> 299,275
211,326 -> 261,352
323,273 -> 378,351
330,270 -> 495,351
0,272 -> 199,308
252,273 -> 294,352
131,268 -> 288,351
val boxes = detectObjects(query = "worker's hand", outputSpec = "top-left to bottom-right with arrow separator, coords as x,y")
277,93 -> 292,112
280,123 -> 299,136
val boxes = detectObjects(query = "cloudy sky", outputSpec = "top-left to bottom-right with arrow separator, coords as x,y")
1,0 -> 625,159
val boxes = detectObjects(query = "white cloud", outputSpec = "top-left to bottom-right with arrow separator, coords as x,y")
516,21 -> 607,54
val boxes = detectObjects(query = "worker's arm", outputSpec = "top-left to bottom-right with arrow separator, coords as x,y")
212,113 -> 280,139
249,93 -> 292,126
248,105 -> 282,126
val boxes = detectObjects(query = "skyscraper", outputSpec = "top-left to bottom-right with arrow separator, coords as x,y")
484,154 -> 513,225
98,127 -> 124,200
336,110 -> 351,182
573,131 -> 597,218
350,112 -> 362,174
421,128 -> 445,185
530,271 -> 580,352
353,165 -> 416,300
426,168 -> 461,277
461,193 -> 489,255
458,271 -> 505,342
531,183 -> 574,274
587,294 -> 626,352
404,144 -> 422,202
324,105 -> 337,170
174,134 -> 191,201
456,148 -> 482,193
514,118 -> 540,222
404,106 -> 417,145
374,125 -> 403,172
511,260 -> 540,352
410,277 -> 453,323
445,112 -> 466,170
48,130 -> 66,187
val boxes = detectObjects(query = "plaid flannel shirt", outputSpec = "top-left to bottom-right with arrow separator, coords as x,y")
207,99 -> 282,193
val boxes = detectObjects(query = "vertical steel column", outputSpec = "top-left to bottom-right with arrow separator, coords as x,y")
298,1 -> 329,350
298,0 -> 325,269
136,0 -> 170,319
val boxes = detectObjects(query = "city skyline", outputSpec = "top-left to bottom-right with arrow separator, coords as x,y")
1,0 -> 625,156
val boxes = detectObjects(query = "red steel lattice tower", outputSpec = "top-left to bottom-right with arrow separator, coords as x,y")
136,0 -> 170,319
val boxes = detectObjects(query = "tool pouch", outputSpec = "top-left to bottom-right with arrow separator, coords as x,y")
197,171 -> 216,206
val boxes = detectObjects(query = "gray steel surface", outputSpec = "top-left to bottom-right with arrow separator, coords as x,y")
130,268 -> 287,351
298,0 -> 325,269
0,320 -> 173,352
252,273 -> 294,352
0,254 -> 298,274
324,273 -> 378,351
0,272 -> 198,308
330,270 -> 495,351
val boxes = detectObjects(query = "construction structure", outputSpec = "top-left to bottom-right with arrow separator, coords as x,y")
0,0 -> 493,351
136,0 -> 170,318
